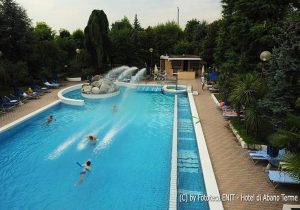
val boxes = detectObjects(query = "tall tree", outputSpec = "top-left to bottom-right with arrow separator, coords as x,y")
72,29 -> 84,49
0,0 -> 33,61
259,13 -> 300,127
34,22 -> 55,41
109,17 -> 133,66
202,20 -> 220,66
84,10 -> 111,72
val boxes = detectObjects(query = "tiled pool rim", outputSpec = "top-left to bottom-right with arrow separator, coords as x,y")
188,91 -> 224,210
58,84 -> 84,106
169,95 -> 178,209
0,83 -> 223,210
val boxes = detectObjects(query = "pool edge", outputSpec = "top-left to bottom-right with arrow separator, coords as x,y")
0,100 -> 60,134
169,95 -> 178,210
188,92 -> 224,210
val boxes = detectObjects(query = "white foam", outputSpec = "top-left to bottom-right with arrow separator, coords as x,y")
47,130 -> 86,159
93,115 -> 132,154
76,121 -> 112,150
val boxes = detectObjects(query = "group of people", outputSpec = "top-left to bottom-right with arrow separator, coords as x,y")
44,103 -> 118,185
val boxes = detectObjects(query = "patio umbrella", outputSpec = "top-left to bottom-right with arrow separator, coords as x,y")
201,65 -> 205,76
154,65 -> 158,74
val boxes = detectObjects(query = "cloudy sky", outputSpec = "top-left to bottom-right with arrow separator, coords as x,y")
16,0 -> 222,32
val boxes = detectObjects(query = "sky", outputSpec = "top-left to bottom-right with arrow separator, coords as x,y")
16,0 -> 222,32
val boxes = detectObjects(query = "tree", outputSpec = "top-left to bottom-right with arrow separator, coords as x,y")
0,0 -> 33,62
109,17 -> 134,66
259,14 -> 300,127
184,19 -> 208,55
203,20 -> 220,66
84,10 -> 111,72
229,73 -> 265,136
152,21 -> 183,64
72,29 -> 84,48
34,22 -> 55,41
184,19 -> 200,42
59,28 -> 71,38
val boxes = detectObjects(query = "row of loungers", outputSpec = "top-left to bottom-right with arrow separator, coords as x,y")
248,149 -> 300,188
0,81 -> 61,114
214,96 -> 300,189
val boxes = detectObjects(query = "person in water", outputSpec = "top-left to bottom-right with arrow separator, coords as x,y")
77,160 -> 92,185
112,104 -> 117,112
46,115 -> 54,125
86,135 -> 98,141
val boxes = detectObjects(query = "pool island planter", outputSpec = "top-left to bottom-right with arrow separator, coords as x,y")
162,85 -> 187,94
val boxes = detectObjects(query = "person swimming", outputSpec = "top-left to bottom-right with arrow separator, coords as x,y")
86,135 -> 98,141
76,160 -> 92,186
112,104 -> 117,112
45,115 -> 54,125
80,160 -> 91,175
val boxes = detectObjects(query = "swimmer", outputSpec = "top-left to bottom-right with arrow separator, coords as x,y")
86,135 -> 98,141
45,115 -> 54,125
77,160 -> 92,185
112,104 -> 117,112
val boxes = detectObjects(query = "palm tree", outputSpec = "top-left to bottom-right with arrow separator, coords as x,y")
229,73 -> 264,110
281,153 -> 300,181
229,73 -> 265,135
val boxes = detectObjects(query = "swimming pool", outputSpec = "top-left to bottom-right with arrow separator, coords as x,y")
0,87 -> 175,209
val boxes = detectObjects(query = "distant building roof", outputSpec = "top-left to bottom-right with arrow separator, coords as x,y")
160,54 -> 202,61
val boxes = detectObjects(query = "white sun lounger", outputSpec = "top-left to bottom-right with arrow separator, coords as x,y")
44,81 -> 60,88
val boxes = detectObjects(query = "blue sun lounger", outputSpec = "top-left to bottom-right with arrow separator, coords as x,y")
248,150 -> 270,164
248,149 -> 286,165
268,170 -> 300,188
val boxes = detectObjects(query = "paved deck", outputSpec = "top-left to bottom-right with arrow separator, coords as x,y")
0,82 -> 81,127
179,79 -> 300,210
1,79 -> 300,210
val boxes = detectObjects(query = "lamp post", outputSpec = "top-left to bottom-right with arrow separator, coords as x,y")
260,51 -> 271,76
149,48 -> 153,75
75,48 -> 81,70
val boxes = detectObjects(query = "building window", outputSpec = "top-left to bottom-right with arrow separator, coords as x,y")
171,60 -> 181,70
190,60 -> 200,70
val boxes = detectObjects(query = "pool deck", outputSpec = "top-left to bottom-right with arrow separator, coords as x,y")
0,82 -> 81,128
1,79 -> 300,210
178,79 -> 300,210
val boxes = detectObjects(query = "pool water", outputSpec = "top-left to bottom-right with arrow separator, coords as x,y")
177,96 -> 209,209
0,88 -> 174,210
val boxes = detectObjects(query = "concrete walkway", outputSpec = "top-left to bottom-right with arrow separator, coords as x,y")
179,79 -> 300,210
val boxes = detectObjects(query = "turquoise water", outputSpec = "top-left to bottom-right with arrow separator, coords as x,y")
177,96 -> 209,209
0,88 -> 174,210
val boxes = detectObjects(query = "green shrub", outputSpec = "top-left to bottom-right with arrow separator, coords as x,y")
230,120 -> 262,144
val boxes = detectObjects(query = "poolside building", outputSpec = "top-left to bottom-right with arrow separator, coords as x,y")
160,54 -> 204,79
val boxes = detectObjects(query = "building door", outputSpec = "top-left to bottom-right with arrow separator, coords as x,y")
183,60 -> 188,71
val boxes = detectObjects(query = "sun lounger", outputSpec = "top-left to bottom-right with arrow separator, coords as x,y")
268,170 -> 300,188
249,151 -> 271,164
44,81 -> 60,88
248,149 -> 286,165
0,102 -> 16,112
